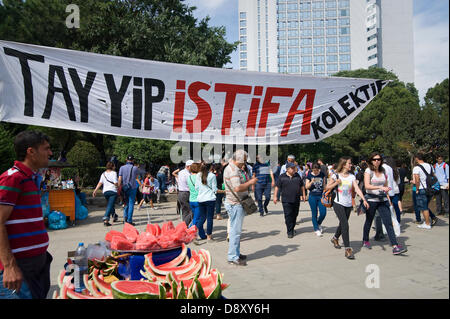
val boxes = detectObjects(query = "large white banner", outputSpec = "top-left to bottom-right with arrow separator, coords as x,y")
0,41 -> 388,145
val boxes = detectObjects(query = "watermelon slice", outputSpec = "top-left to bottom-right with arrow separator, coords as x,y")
161,221 -> 175,235
92,269 -> 112,295
111,280 -> 166,299
62,284 -> 113,299
156,243 -> 188,269
105,230 -> 127,242
110,236 -> 134,251
198,249 -> 211,278
123,223 -> 139,243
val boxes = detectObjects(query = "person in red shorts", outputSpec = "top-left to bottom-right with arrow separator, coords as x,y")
0,130 -> 53,299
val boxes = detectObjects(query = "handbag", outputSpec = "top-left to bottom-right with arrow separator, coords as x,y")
321,174 -> 339,208
225,180 -> 257,215
381,196 -> 401,237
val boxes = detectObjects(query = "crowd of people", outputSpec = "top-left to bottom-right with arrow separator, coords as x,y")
93,148 -> 449,263
94,148 -> 448,264
0,130 -> 448,299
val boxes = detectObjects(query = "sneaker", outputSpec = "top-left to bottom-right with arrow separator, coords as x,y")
103,221 -> 112,227
362,241 -> 372,249
315,230 -> 323,237
264,206 -> 269,215
417,222 -> 431,230
288,232 -> 294,239
113,214 -> 118,223
431,217 -> 438,226
319,225 -> 324,233
152,207 -> 158,210
194,238 -> 206,245
414,220 -> 422,225
392,245 -> 407,255
239,254 -> 247,260
228,259 -> 247,266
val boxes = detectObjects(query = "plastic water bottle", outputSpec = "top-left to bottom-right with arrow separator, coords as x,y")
74,242 -> 88,292
67,179 -> 73,189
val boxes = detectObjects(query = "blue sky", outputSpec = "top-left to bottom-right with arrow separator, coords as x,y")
184,0 -> 449,104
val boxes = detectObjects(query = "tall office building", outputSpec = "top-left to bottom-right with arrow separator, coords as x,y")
238,0 -> 414,83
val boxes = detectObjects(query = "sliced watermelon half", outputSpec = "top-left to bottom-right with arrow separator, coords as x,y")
111,280 -> 166,299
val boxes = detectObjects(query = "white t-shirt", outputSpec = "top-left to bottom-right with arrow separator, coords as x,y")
381,164 -> 399,196
178,168 -> 191,192
365,168 -> 388,202
99,170 -> 118,193
413,163 -> 433,190
331,173 -> 355,207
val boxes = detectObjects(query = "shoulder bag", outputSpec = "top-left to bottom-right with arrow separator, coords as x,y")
224,180 -> 257,215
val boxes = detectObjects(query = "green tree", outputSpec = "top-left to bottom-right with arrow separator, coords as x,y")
325,68 -> 421,162
66,140 -> 101,187
112,136 -> 175,168
423,78 -> 449,160
0,124 -> 15,172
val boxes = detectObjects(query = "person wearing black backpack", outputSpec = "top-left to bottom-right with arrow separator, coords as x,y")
413,153 -> 438,229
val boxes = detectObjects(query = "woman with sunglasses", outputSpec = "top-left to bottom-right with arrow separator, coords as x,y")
363,152 -> 407,255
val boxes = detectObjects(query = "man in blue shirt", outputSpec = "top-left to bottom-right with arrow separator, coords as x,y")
118,155 -> 140,225
434,155 -> 449,217
252,155 -> 275,217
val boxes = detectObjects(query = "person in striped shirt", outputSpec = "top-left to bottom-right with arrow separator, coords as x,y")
0,130 -> 53,299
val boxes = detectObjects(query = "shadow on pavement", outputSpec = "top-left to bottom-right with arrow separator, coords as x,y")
247,244 -> 300,261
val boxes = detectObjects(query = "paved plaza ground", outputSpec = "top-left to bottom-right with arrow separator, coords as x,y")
46,196 -> 449,299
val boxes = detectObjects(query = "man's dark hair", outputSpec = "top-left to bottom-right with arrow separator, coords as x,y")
414,152 -> 425,161
14,130 -> 50,161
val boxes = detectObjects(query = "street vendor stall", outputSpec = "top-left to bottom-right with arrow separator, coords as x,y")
40,160 -> 77,224
54,221 -> 228,299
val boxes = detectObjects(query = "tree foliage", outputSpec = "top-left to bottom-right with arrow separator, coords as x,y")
66,140 -> 101,187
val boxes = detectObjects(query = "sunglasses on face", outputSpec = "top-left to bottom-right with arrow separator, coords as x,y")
372,158 -> 382,162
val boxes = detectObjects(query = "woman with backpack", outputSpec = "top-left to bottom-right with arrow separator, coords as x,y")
363,152 -> 407,255
305,162 -> 327,237
325,157 -> 368,259
92,161 -> 118,226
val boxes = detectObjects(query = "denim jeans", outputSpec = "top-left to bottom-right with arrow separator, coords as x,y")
364,201 -> 398,246
0,272 -> 33,299
197,200 -> 216,238
412,189 -> 436,222
254,183 -> 271,215
157,173 -> 167,193
308,194 -> 327,231
123,187 -> 137,223
224,203 -> 245,262
189,201 -> 200,228
103,191 -> 117,221
215,192 -> 225,216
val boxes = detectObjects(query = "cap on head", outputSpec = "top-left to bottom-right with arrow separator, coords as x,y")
185,160 -> 194,167
127,155 -> 134,161
286,162 -> 296,169
287,155 -> 295,160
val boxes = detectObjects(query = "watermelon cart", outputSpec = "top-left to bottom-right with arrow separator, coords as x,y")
54,221 -> 229,299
